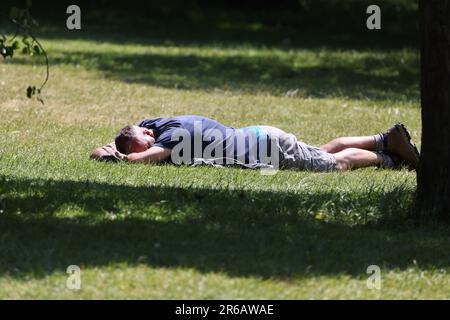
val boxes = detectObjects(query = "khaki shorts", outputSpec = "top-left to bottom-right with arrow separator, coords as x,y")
259,126 -> 337,172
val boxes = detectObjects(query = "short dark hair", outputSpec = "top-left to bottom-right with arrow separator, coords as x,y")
115,125 -> 137,154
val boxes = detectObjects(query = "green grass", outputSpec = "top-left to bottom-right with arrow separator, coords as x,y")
1,23 -> 449,299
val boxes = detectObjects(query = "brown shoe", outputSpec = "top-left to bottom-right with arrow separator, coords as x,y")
384,152 -> 407,169
384,123 -> 420,170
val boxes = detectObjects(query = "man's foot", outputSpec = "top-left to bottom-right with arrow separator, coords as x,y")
384,123 -> 420,170
384,152 -> 406,169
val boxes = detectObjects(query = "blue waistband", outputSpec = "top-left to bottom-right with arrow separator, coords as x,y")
239,126 -> 263,139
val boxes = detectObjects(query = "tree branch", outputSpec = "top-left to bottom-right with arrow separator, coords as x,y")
1,10 -> 49,101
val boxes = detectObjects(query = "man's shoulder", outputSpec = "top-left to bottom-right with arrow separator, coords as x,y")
138,118 -> 163,127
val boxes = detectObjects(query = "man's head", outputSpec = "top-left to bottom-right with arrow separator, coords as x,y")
115,125 -> 156,154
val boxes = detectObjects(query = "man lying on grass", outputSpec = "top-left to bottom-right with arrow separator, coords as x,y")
90,115 -> 420,171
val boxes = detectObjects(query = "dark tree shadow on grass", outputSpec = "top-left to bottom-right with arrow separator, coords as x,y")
1,0 -> 419,100
7,48 -> 419,101
0,175 -> 448,280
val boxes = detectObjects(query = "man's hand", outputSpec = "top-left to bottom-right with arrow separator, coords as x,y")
90,142 -> 118,160
115,151 -> 128,162
102,143 -> 117,155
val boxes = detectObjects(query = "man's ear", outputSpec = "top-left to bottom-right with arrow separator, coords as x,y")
143,128 -> 154,137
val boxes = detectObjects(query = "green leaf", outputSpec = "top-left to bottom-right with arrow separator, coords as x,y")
22,37 -> 30,46
33,45 -> 41,55
11,40 -> 20,50
6,46 -> 14,58
26,86 -> 33,98
26,86 -> 36,98
0,46 -> 8,59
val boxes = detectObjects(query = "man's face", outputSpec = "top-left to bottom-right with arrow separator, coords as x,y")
129,126 -> 156,153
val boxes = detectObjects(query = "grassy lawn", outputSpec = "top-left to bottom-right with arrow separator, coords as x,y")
1,23 -> 449,299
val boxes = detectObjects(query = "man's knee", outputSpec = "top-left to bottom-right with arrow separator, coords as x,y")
333,148 -> 355,170
334,157 -> 348,170
321,137 -> 344,153
332,137 -> 346,148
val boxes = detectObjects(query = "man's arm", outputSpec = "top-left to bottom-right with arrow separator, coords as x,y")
117,146 -> 171,164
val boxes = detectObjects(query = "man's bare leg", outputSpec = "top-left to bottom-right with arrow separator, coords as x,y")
321,136 -> 377,153
333,147 -> 383,171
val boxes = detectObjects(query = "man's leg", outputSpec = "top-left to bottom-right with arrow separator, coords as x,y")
321,136 -> 378,153
333,147 -> 384,171
268,126 -> 394,171
320,123 -> 420,170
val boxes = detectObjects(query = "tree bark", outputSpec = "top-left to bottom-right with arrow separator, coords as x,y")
416,0 -> 450,221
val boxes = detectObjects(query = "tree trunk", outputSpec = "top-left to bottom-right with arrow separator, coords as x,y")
416,0 -> 450,221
